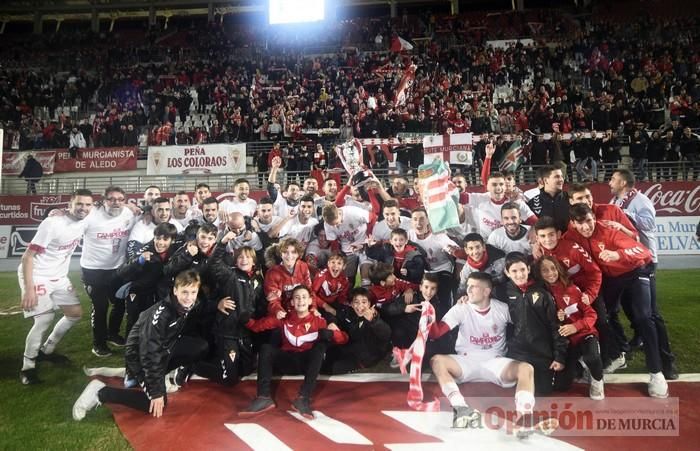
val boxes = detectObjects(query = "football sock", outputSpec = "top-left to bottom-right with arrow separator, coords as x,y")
42,315 -> 80,354
515,390 -> 535,416
23,312 -> 55,370
442,382 -> 467,407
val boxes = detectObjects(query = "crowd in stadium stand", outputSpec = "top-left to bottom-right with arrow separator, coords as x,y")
1,9 -> 700,182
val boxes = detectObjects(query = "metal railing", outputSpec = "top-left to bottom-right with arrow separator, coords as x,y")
3,161 -> 698,196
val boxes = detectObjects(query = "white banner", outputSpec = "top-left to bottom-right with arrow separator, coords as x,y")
655,216 -> 700,255
423,133 -> 473,166
146,143 -> 246,175
0,225 -> 11,259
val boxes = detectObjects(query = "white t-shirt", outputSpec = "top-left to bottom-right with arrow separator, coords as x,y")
272,196 -> 298,219
280,217 -> 319,248
442,299 -> 510,360
171,207 -> 202,229
80,207 -> 137,270
372,216 -> 412,242
465,192 -> 535,239
225,231 -> 263,252
257,216 -> 284,234
129,219 -> 185,246
407,230 -> 457,273
324,206 -> 370,254
487,225 -> 532,255
220,197 -> 258,218
24,215 -> 88,278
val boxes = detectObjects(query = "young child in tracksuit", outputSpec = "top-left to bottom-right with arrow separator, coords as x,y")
117,222 -> 178,337
239,285 -> 347,419
493,252 -> 569,396
72,270 -> 208,420
322,287 -> 392,374
537,256 -> 604,400
368,262 -> 418,310
311,253 -> 350,317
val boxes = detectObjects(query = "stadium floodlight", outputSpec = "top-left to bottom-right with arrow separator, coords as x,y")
269,0 -> 325,25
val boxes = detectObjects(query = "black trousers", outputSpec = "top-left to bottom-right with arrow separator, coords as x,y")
99,336 -> 208,413
194,335 -> 256,385
619,263 -> 675,369
590,296 -> 621,366
555,335 -> 604,391
257,342 -> 327,399
125,291 -> 157,338
81,268 -> 125,347
602,269 -> 662,373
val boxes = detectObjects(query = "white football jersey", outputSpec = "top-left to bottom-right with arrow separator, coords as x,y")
486,225 -> 532,255
371,216 -> 412,242
220,197 -> 258,218
80,207 -> 136,270
407,230 -> 457,273
324,206 -> 369,254
466,192 -> 535,239
279,217 -> 319,248
24,215 -> 88,278
442,299 -> 510,359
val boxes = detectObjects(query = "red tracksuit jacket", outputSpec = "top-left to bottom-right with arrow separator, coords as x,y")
369,279 -> 418,307
246,312 -> 348,352
311,269 -> 350,307
549,281 -> 598,347
566,203 -> 639,241
264,261 -> 316,315
542,238 -> 603,299
563,222 -> 652,278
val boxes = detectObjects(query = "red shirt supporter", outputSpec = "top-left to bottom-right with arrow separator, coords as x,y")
542,239 -> 602,299
564,212 -> 652,278
535,217 -> 603,300
264,261 -> 315,315
311,268 -> 350,308
369,278 -> 417,307
549,281 -> 597,347
246,312 -> 347,353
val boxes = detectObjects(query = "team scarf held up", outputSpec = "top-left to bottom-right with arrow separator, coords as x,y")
392,301 -> 440,412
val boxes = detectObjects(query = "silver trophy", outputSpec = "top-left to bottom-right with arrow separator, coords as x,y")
335,138 -> 364,175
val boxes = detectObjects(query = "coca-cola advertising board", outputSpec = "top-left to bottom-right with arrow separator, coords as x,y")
0,182 -> 697,257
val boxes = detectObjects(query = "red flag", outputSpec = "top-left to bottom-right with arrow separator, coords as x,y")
391,35 -> 414,52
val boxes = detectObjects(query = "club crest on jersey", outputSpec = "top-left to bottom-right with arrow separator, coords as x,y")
228,350 -> 237,362
562,258 -> 570,267
532,293 -> 540,304
304,323 -> 311,332
563,295 -> 571,305
129,293 -> 137,302
598,243 -> 605,251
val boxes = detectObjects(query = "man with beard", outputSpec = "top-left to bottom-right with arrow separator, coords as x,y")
268,157 -> 302,218
272,195 -> 319,248
81,186 -> 139,357
171,191 -> 201,230
127,197 -> 185,260
220,179 -> 257,218
315,178 -> 339,217
371,199 -> 412,242
19,190 -> 94,384
487,202 -> 532,255
200,197 -> 221,229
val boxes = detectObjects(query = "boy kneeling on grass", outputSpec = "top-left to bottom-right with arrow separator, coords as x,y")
239,285 -> 348,419
73,270 -> 208,420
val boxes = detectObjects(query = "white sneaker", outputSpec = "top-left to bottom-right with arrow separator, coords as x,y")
603,353 -> 627,374
589,378 -> 605,401
648,372 -> 669,399
72,380 -> 106,421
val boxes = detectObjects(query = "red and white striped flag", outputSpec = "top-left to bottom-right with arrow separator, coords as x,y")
391,35 -> 414,52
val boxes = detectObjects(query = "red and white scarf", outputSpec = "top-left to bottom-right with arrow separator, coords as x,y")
615,188 -> 638,210
392,301 -> 440,412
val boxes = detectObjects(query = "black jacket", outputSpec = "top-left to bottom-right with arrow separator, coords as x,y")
125,295 -> 191,399
208,243 -> 266,337
334,304 -> 391,367
19,157 -> 43,181
117,240 -> 173,302
365,242 -> 428,284
527,189 -> 569,232
493,280 -> 568,369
